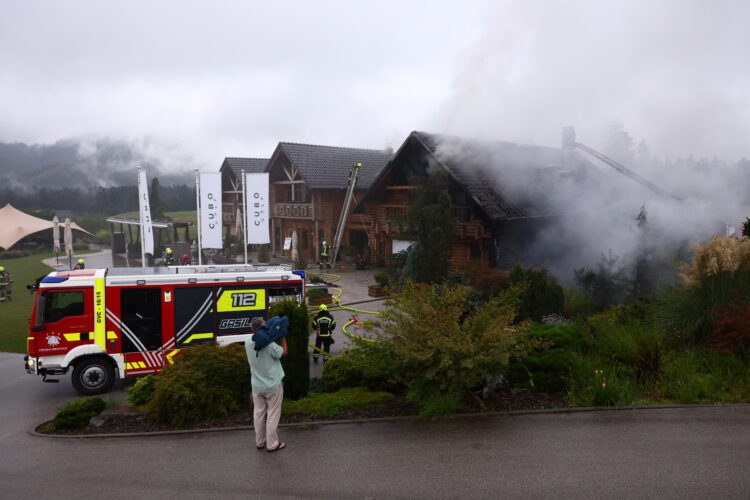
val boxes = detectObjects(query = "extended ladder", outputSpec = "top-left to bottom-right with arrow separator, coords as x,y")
330,162 -> 362,269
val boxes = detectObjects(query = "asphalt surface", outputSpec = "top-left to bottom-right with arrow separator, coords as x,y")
2,352 -> 750,499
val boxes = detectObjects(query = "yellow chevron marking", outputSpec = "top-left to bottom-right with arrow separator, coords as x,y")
166,349 -> 181,365
138,361 -> 146,369
183,333 -> 213,344
63,333 -> 81,342
106,331 -> 117,339
125,363 -> 132,370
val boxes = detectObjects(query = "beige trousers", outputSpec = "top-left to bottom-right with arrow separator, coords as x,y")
252,383 -> 284,449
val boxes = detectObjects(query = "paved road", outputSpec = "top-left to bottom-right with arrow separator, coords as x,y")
2,353 -> 749,499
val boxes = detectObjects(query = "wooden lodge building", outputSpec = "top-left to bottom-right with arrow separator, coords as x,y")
354,131 -> 598,270
221,131 -> 597,270
221,143 -> 392,263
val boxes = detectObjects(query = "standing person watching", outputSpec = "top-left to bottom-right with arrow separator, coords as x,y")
245,317 -> 287,452
312,304 -> 336,363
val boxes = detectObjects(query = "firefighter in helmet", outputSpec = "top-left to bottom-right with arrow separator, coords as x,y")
0,266 -> 12,301
181,253 -> 191,265
164,247 -> 176,266
319,241 -> 331,270
312,303 -> 336,362
73,258 -> 85,270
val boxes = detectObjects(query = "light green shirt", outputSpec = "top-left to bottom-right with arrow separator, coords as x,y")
245,339 -> 284,393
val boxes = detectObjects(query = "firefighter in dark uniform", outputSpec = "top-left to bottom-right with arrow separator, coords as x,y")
73,258 -> 85,270
319,241 -> 331,270
312,304 -> 336,362
164,247 -> 176,266
0,266 -> 12,301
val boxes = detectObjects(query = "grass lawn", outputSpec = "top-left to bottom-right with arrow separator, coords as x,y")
0,253 -> 55,353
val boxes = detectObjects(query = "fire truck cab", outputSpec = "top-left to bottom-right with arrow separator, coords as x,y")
24,264 -> 305,395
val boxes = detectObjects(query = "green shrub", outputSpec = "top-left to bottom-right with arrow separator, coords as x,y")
305,287 -> 330,300
563,288 -> 596,320
568,354 -> 639,406
127,374 -> 157,406
321,352 -> 362,392
342,245 -> 358,257
411,389 -> 462,419
659,349 -> 750,403
507,323 -> 591,392
374,271 -> 390,287
455,263 -> 509,300
50,397 -> 106,431
321,343 -> 402,394
308,377 -> 324,394
574,250 -> 630,311
283,387 -> 394,416
587,304 -> 664,381
658,271 -> 750,345
370,280 -> 526,398
510,264 -> 564,322
95,229 -> 110,242
269,299 -> 310,400
145,343 -> 250,427
0,249 -> 33,259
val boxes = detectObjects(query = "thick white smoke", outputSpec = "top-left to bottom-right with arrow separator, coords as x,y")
430,0 -> 749,283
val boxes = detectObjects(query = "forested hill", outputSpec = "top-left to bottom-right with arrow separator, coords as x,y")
0,139 -> 194,189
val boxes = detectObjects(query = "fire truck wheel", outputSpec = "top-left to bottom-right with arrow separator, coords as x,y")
72,357 -> 115,395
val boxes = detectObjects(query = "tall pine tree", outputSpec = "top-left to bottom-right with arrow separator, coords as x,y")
402,171 -> 455,283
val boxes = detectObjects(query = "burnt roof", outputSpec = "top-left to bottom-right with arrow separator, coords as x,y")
275,142 -> 392,190
413,131 -> 567,219
361,131 -> 598,221
221,157 -> 268,179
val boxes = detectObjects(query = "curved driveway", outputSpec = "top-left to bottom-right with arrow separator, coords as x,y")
2,352 -> 749,499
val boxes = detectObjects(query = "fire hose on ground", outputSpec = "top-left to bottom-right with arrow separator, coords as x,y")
305,272 -> 381,360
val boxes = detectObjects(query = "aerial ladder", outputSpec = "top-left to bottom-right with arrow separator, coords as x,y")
563,127 -> 734,233
561,126 -> 683,202
330,162 -> 362,270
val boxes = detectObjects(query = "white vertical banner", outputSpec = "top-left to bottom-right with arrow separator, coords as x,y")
198,171 -> 223,249
137,166 -> 154,256
244,172 -> 270,244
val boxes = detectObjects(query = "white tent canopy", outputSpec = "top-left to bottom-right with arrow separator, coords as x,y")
0,204 -> 93,250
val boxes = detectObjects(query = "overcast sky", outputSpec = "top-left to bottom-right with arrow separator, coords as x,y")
1,0 -> 748,169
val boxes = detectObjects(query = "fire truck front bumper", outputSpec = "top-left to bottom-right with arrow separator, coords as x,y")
25,356 -> 67,378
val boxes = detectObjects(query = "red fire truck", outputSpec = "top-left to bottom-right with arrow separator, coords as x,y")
24,264 -> 305,395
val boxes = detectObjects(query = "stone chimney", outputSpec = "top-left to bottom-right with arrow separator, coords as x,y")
561,126 -> 576,150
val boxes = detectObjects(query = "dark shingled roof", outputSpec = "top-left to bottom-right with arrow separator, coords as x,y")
362,131 -> 598,221
221,157 -> 268,179
277,142 -> 392,190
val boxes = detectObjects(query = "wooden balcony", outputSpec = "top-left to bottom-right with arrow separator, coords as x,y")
273,202 -> 314,219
